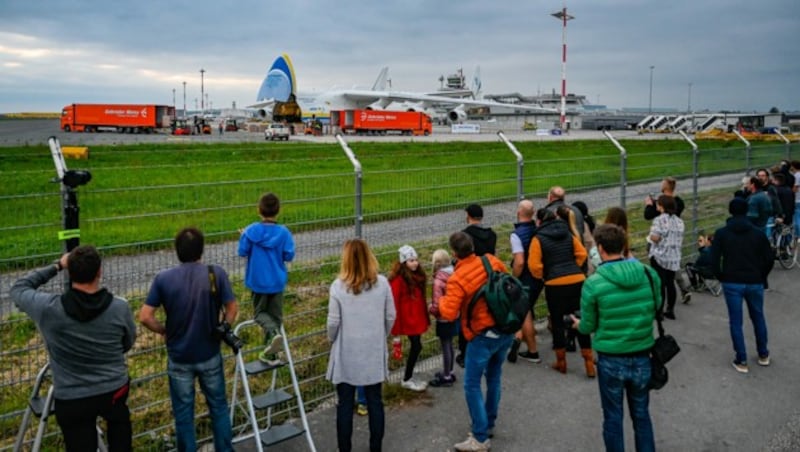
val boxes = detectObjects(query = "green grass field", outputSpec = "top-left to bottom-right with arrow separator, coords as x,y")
1,138 -> 778,267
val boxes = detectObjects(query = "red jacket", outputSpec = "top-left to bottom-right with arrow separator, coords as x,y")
390,276 -> 430,336
438,254 -> 507,341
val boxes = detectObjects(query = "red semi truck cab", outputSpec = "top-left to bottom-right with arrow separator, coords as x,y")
60,104 -> 175,133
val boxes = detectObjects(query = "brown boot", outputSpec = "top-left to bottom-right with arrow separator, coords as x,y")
551,348 -> 567,374
581,348 -> 596,378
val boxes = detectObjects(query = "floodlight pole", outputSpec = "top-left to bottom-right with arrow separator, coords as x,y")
551,5 -> 574,131
200,69 -> 206,115
182,81 -> 187,119
648,66 -> 655,114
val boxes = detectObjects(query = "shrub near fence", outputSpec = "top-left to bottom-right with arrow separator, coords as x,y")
0,137 -> 792,449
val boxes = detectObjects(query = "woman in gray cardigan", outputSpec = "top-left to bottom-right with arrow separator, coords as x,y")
327,239 -> 397,452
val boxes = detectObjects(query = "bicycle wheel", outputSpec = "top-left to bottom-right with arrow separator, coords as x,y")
777,227 -> 796,269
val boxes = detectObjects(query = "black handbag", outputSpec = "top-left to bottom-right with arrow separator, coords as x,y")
648,358 -> 669,390
644,268 -> 681,390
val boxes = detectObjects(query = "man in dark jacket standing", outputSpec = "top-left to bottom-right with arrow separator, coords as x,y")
463,203 -> 497,256
10,246 -> 136,451
456,203 -> 497,367
711,198 -> 774,374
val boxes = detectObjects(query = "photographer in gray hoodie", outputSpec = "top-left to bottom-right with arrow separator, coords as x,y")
10,245 -> 136,451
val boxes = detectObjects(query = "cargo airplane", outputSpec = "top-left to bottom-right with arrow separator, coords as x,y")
247,54 -> 555,123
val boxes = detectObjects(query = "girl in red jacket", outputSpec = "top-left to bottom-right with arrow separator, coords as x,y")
389,245 -> 430,392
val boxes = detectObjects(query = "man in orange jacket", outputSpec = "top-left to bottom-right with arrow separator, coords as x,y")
439,231 -> 512,452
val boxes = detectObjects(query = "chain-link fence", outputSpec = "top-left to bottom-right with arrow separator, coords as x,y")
0,135 -> 792,449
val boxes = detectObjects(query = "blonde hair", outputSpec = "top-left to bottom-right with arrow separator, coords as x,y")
339,239 -> 378,295
556,205 -> 580,238
431,249 -> 450,272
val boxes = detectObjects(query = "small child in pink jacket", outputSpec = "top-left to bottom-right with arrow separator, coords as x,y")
428,249 -> 456,387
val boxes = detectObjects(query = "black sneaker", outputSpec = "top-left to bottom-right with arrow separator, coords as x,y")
429,373 -> 456,387
518,351 -> 542,363
507,339 -> 521,363
664,311 -> 676,320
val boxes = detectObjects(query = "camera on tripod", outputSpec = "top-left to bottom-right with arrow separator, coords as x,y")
213,321 -> 244,353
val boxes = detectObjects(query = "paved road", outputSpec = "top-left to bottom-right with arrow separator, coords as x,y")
0,119 -> 682,147
238,266 -> 800,452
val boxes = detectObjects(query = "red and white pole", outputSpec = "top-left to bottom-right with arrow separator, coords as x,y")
551,6 -> 574,131
560,7 -> 567,130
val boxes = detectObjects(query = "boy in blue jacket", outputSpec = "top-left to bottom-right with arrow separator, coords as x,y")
239,193 -> 296,364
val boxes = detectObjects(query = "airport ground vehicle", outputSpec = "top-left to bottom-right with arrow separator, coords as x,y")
224,118 -> 241,131
171,118 -> 192,135
265,123 -> 290,141
332,110 -> 432,136
60,104 -> 174,133
196,118 -> 212,134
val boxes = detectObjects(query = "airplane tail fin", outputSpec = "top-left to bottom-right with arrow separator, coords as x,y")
471,66 -> 482,99
255,53 -> 296,103
372,67 -> 390,91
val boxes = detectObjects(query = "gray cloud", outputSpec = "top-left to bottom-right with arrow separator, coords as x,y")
0,0 -> 798,112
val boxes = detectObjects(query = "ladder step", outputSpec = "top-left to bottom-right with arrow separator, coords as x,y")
29,396 -> 53,417
244,360 -> 285,375
252,389 -> 294,410
259,423 -> 305,447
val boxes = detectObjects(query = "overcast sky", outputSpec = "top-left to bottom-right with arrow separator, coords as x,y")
1,0 -> 798,113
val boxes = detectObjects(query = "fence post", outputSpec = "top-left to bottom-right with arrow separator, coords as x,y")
775,130 -> 791,160
335,134 -> 363,238
732,130 -> 752,175
679,131 -> 700,237
603,131 -> 628,209
497,131 -> 524,201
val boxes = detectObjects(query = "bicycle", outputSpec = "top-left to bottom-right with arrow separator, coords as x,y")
770,222 -> 797,269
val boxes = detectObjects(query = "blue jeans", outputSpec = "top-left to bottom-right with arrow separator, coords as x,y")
721,282 -> 769,363
794,203 -> 800,237
596,353 -> 654,452
336,382 -> 384,452
167,354 -> 233,452
463,331 -> 513,442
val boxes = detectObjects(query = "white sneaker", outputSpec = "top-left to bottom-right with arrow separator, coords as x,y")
454,433 -> 491,451
758,355 -> 771,366
262,334 -> 283,356
400,379 -> 427,392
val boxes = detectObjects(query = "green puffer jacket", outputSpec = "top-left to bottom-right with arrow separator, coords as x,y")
578,259 -> 662,354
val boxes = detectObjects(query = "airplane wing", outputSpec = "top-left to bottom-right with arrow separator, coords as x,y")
247,99 -> 276,109
340,89 -> 557,113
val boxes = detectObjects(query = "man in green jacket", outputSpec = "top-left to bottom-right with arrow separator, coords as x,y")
572,224 -> 661,452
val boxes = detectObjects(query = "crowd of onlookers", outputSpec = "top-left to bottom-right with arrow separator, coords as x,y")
10,160 -> 798,451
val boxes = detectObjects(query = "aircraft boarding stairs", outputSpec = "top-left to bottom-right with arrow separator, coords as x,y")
230,321 -> 316,451
14,363 -> 107,452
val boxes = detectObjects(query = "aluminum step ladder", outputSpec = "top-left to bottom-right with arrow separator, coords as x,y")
230,321 -> 316,451
14,363 -> 107,452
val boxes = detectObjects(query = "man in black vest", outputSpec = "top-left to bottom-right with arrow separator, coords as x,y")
507,200 -> 544,364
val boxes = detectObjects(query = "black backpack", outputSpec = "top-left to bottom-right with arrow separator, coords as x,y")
467,256 -> 530,335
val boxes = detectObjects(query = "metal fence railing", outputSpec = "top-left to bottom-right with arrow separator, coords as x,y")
0,135 -> 792,449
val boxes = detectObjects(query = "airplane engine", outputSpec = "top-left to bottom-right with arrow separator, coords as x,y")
448,107 -> 467,123
257,109 -> 270,119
